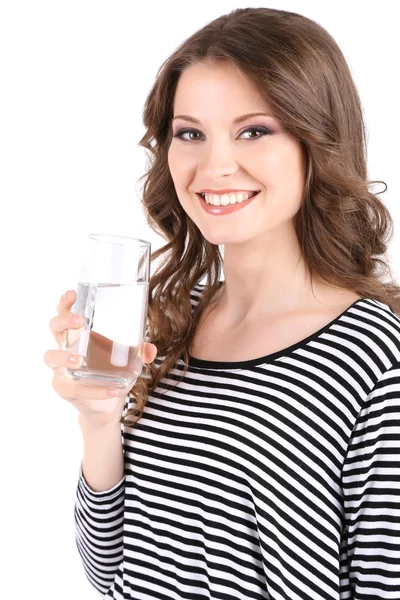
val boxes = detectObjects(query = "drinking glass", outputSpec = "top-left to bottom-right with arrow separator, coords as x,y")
65,234 -> 151,389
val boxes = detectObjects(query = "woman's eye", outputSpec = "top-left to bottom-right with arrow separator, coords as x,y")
172,126 -> 272,142
173,129 -> 203,141
239,126 -> 272,139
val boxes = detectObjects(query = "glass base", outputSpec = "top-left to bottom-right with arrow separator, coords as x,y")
67,368 -> 136,389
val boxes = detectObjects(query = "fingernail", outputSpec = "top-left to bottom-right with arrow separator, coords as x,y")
69,315 -> 83,325
106,389 -> 120,397
64,291 -> 71,301
67,355 -> 79,364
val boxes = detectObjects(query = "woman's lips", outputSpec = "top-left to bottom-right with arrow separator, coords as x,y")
197,191 -> 260,215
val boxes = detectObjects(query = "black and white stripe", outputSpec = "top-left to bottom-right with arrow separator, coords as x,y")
75,286 -> 400,599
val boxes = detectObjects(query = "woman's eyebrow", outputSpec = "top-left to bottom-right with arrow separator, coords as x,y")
172,112 -> 274,124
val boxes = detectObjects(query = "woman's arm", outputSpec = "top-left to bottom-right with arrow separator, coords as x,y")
342,361 -> 400,598
79,414 -> 124,492
74,416 -> 125,595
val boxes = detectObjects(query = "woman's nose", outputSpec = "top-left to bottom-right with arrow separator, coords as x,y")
198,142 -> 238,180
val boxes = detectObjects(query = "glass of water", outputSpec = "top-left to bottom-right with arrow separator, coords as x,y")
65,234 -> 151,389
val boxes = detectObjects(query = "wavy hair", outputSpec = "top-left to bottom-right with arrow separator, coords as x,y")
121,7 -> 400,426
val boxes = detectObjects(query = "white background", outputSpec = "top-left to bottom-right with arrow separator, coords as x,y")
0,1 -> 398,598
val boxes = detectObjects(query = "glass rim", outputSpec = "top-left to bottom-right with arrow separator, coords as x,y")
89,233 -> 151,247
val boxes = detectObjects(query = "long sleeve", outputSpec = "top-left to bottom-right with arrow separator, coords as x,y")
342,361 -> 400,598
74,462 -> 125,596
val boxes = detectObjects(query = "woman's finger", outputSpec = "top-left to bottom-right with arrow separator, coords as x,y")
56,290 -> 76,315
52,369 -> 127,401
143,342 -> 157,364
49,313 -> 84,339
44,349 -> 83,370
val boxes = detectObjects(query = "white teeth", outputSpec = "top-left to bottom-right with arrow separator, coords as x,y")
202,191 -> 256,205
221,195 -> 230,206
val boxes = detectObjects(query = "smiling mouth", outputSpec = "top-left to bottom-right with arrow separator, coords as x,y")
197,191 -> 260,206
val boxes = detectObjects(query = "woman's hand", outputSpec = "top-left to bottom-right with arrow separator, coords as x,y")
44,290 -> 157,426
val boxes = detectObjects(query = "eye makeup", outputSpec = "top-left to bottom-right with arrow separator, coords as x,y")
172,125 -> 274,141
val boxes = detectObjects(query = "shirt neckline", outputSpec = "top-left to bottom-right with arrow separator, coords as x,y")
187,297 -> 365,370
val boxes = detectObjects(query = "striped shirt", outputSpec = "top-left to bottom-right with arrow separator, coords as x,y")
75,284 -> 400,599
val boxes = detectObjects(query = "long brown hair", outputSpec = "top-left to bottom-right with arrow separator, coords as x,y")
122,7 -> 399,426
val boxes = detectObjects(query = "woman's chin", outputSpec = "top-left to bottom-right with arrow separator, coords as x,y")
199,231 -> 230,246
198,227 -> 248,247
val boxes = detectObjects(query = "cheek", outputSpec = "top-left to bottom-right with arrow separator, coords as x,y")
167,146 -> 193,187
167,148 -> 195,214
262,143 -> 305,187
167,147 -> 177,179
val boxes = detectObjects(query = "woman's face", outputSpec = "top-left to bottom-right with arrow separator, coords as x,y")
167,60 -> 306,246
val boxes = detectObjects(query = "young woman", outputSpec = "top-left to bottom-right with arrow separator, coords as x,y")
44,7 -> 400,600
